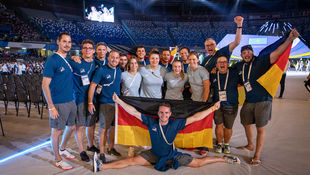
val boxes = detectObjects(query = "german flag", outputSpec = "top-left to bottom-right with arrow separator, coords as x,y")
115,96 -> 214,148
257,34 -> 293,98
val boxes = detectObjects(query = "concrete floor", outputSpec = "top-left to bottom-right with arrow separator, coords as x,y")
0,73 -> 310,175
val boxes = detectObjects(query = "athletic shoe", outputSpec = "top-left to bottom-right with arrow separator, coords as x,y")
80,151 -> 90,162
215,144 -> 223,154
224,155 -> 240,164
55,160 -> 73,170
107,148 -> 121,156
223,144 -> 231,154
59,149 -> 75,159
87,145 -> 100,153
93,152 -> 102,173
99,153 -> 106,163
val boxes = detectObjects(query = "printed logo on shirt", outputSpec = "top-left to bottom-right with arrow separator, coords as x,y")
106,74 -> 111,79
239,71 -> 242,75
80,68 -> 85,73
60,67 -> 65,72
152,127 -> 157,132
213,79 -> 217,83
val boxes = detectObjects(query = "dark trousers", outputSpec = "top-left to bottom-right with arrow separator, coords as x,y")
279,73 -> 286,97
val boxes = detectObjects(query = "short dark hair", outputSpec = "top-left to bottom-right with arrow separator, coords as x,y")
119,53 -> 127,57
57,32 -> 70,41
162,48 -> 170,53
81,39 -> 95,48
96,42 -> 107,48
180,46 -> 190,53
188,51 -> 199,58
109,50 -> 120,55
136,45 -> 145,51
241,45 -> 253,52
158,102 -> 171,110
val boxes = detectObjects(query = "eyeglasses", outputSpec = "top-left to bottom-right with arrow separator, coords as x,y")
217,61 -> 228,64
82,47 -> 94,50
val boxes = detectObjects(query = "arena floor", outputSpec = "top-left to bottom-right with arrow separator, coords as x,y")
0,72 -> 310,175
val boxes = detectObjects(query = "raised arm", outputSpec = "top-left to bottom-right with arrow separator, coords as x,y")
185,101 -> 220,126
113,93 -> 142,121
229,16 -> 244,52
270,29 -> 299,64
42,77 -> 59,119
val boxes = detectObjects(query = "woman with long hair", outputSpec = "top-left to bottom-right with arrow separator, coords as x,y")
121,56 -> 142,97
164,60 -> 188,100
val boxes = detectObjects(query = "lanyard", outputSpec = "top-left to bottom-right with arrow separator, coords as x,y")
56,53 -> 72,72
73,61 -> 93,77
204,55 -> 214,67
217,69 -> 229,91
242,59 -> 254,82
103,68 -> 116,86
159,123 -> 175,150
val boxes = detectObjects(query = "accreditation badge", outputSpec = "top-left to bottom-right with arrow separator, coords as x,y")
81,75 -> 90,86
244,81 -> 252,92
219,91 -> 227,101
96,85 -> 102,94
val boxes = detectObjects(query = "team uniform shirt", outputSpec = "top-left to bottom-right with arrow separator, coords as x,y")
159,62 -> 172,72
139,65 -> 167,98
43,53 -> 74,104
141,114 -> 186,157
235,54 -> 272,103
94,58 -> 108,69
210,67 -> 239,106
92,65 -> 122,104
138,58 -> 150,66
164,72 -> 188,100
121,71 -> 142,97
187,65 -> 209,102
183,63 -> 189,73
70,59 -> 96,105
201,45 -> 231,72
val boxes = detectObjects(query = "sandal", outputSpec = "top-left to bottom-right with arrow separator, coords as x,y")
250,158 -> 261,166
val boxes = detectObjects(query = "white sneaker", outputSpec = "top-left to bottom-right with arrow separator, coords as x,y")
59,149 -> 75,159
93,152 -> 102,173
55,160 -> 73,170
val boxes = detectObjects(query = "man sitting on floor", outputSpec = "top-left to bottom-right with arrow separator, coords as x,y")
93,93 -> 240,172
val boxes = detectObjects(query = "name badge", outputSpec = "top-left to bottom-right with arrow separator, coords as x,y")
81,75 -> 90,86
96,85 -> 102,94
219,91 -> 227,101
244,81 -> 252,92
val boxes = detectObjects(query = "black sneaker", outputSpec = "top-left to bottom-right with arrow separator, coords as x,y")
99,153 -> 106,163
93,152 -> 102,173
107,148 -> 121,156
87,145 -> 100,153
80,151 -> 90,162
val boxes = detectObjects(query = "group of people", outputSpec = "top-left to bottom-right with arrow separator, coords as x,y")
0,60 -> 44,75
42,15 -> 300,172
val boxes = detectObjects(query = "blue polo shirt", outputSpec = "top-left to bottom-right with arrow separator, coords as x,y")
43,53 -> 74,104
235,54 -> 272,103
201,45 -> 231,72
70,59 -> 96,105
91,64 -> 122,104
183,63 -> 189,73
159,62 -> 172,72
141,114 -> 186,157
210,67 -> 239,106
94,58 -> 108,69
138,58 -> 150,66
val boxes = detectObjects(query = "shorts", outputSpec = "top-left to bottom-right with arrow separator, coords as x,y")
98,103 -> 115,129
140,150 -> 193,166
214,105 -> 238,129
85,103 -> 99,127
49,100 -> 77,130
240,101 -> 272,127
